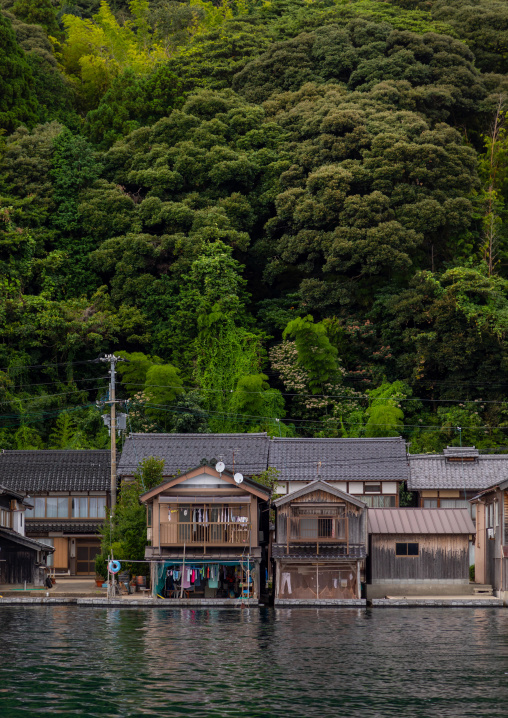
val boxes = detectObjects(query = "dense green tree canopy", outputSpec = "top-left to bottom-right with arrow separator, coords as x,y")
2,0 -> 508,451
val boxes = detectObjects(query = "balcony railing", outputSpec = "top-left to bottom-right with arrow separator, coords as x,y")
160,521 -> 251,547
283,516 -> 349,554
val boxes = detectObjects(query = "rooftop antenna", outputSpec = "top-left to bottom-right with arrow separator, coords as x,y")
317,460 -> 322,480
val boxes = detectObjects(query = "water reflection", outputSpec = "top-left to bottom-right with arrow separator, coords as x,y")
1,607 -> 507,717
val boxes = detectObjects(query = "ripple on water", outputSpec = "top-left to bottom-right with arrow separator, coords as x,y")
1,606 -> 507,717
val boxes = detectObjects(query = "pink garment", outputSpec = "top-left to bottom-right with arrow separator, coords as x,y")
181,565 -> 191,588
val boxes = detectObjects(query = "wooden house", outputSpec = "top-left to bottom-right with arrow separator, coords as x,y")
272,481 -> 368,604
269,437 -> 408,507
0,450 -> 110,576
139,465 -> 270,602
0,484 -> 54,586
471,479 -> 508,600
367,508 -> 475,598
119,433 -> 409,508
408,446 -> 507,517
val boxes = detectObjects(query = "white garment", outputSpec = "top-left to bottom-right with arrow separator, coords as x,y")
281,572 -> 292,595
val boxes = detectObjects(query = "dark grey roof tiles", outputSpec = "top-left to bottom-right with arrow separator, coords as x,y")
118,433 -> 270,477
408,454 -> 508,490
0,451 -> 111,492
268,437 -> 409,482
26,521 -> 103,534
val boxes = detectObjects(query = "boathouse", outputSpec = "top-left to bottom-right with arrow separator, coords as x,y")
271,481 -> 368,604
367,508 -> 475,598
140,464 -> 270,602
0,484 -> 54,586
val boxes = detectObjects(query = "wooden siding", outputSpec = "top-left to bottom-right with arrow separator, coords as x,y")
277,497 -> 366,548
53,537 -> 68,569
370,534 -> 469,581
0,538 -> 36,584
504,491 -> 508,546
292,490 -> 348,504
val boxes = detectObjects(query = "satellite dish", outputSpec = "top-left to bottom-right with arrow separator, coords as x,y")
215,461 -> 225,474
234,473 -> 244,484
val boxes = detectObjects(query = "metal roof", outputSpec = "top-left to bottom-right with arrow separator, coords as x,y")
118,433 -> 270,477
0,451 -> 111,492
368,508 -> 475,535
408,453 -> 508,491
268,437 -> 409,482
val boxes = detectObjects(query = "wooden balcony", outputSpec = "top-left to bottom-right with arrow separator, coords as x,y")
286,516 -> 349,554
159,521 -> 251,547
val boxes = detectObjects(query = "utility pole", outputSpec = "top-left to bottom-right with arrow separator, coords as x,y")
99,354 -> 124,509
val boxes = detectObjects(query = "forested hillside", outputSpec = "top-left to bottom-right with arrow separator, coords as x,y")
2,0 -> 508,452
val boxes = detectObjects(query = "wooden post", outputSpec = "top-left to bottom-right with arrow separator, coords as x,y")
180,543 -> 186,598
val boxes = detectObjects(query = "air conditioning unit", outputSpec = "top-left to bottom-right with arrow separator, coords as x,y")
487,528 -> 494,539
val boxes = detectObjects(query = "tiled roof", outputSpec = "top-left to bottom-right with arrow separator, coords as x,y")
368,508 -> 475,535
0,451 -> 110,492
26,521 -> 103,534
0,527 -> 55,552
118,433 -> 270,477
268,437 -> 409,482
408,454 -> 508,491
272,544 -> 366,559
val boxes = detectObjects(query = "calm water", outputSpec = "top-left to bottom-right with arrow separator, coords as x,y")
1,607 -> 507,717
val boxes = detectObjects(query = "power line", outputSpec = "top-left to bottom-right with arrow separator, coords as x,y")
1,359 -> 99,372
123,382 -> 508,404
9,376 -> 110,389
0,386 -> 107,406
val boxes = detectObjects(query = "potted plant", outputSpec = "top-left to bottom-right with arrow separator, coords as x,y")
94,554 -> 107,587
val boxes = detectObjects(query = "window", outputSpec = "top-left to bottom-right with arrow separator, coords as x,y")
423,499 -> 438,508
396,542 -> 419,556
147,505 -> 152,528
72,497 -> 88,518
34,498 -> 45,518
361,495 -> 396,508
0,508 -> 11,528
90,497 -> 106,518
440,499 -> 469,509
364,483 -> 381,494
487,503 -> 494,529
71,496 -> 106,518
46,498 -> 68,518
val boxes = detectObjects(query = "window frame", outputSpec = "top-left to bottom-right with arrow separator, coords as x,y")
395,542 -> 419,557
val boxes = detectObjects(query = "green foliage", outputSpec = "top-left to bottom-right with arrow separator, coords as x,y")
0,13 -> 38,132
364,381 -> 408,437
2,0 -> 508,447
284,315 -> 340,393
101,456 -> 164,571
94,553 -> 108,579
251,465 -> 280,493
